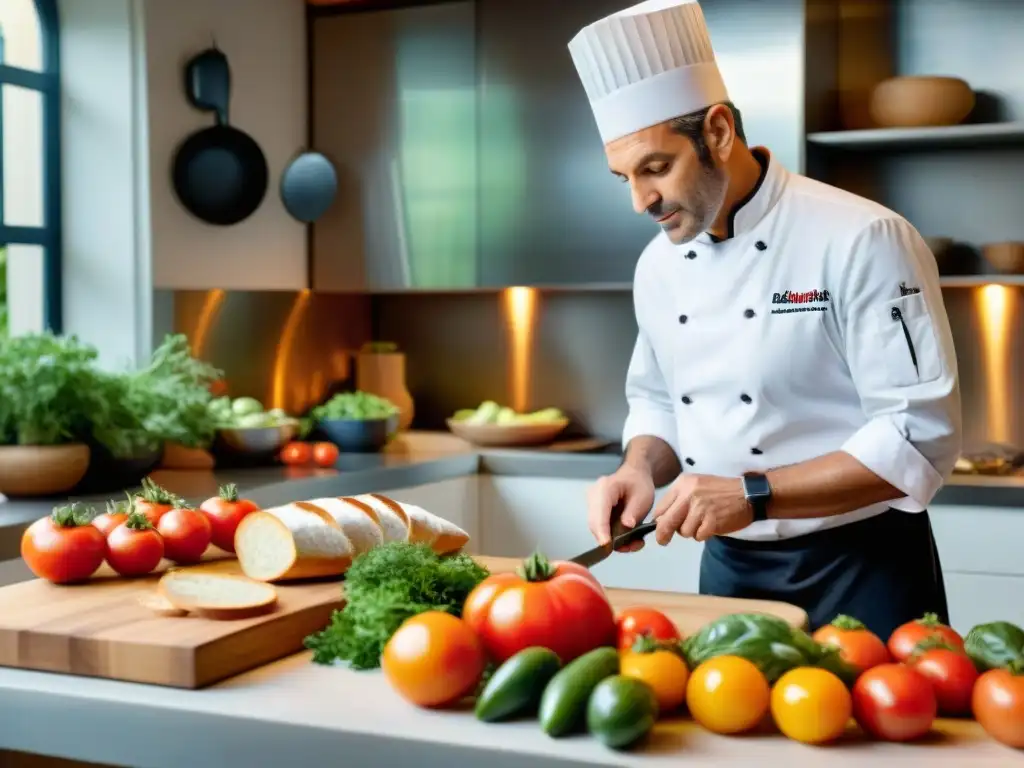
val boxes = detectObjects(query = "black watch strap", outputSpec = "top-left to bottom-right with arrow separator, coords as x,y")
742,472 -> 772,522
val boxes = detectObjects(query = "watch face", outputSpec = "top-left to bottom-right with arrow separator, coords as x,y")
744,473 -> 771,498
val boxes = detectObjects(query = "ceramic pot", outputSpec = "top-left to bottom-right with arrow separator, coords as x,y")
982,242 -> 1024,274
869,76 -> 975,128
0,443 -> 90,497
355,351 -> 414,431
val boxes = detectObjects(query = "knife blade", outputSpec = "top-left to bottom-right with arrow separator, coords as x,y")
569,520 -> 658,568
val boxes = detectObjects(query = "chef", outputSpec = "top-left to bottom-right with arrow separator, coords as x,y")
573,0 -> 962,637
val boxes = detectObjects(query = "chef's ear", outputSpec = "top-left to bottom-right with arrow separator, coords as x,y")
703,103 -> 737,162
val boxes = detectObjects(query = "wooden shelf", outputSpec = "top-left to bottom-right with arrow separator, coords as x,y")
939,275 -> 1024,288
807,123 -> 1024,151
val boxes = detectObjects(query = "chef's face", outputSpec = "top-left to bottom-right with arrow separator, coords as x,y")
606,120 -> 729,245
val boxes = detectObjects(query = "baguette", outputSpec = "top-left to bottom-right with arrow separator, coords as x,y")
307,496 -> 384,556
356,493 -> 469,554
158,571 -> 278,620
235,501 -> 354,582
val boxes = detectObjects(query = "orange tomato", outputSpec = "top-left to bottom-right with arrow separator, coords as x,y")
771,667 -> 852,745
973,666 -> 1024,748
813,614 -> 890,673
312,442 -> 340,468
620,642 -> 689,713
105,511 -> 165,577
91,503 -> 129,538
280,441 -> 313,466
199,483 -> 259,552
686,655 -> 770,735
21,504 -> 107,584
157,507 -> 212,564
888,613 -> 963,663
382,611 -> 486,708
131,478 -> 181,525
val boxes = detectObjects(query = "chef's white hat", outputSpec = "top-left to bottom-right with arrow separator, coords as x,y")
568,0 -> 730,144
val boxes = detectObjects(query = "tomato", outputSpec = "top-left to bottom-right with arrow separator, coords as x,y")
382,611 -> 486,708
619,639 -> 689,713
973,666 -> 1024,748
462,551 -> 615,664
105,511 -> 165,577
199,483 -> 259,552
616,607 -> 681,651
280,441 -> 313,466
887,613 -> 964,663
157,507 -> 212,564
312,442 -> 340,468
91,503 -> 129,539
813,614 -> 890,673
771,667 -> 852,745
686,655 -> 770,735
908,641 -> 978,716
131,478 -> 181,525
21,504 -> 106,584
852,663 -> 936,741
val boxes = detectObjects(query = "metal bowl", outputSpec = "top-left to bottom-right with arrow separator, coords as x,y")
213,422 -> 299,461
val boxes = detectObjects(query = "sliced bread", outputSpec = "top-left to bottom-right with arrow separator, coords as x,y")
306,496 -> 384,556
158,571 -> 278,620
358,493 -> 469,554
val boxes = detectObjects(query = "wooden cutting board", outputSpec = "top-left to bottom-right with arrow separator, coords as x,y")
0,555 -> 807,690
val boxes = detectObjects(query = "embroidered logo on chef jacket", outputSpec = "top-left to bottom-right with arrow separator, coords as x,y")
899,282 -> 922,296
770,289 -> 832,315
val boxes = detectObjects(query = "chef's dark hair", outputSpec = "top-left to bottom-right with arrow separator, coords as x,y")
669,101 -> 746,166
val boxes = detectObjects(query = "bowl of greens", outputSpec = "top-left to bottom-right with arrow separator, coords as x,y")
210,396 -> 300,461
311,391 -> 399,453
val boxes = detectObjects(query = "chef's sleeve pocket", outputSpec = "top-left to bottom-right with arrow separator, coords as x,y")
869,292 -> 943,388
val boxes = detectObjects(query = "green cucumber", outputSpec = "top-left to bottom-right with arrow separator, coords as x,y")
587,675 -> 659,750
538,646 -> 619,737
475,647 -> 562,722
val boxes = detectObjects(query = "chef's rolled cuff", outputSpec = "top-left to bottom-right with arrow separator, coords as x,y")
841,417 -> 945,511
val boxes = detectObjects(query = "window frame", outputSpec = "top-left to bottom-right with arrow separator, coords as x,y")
0,0 -> 62,333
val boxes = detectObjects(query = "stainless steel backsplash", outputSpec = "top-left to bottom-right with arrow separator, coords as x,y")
169,286 -> 1024,452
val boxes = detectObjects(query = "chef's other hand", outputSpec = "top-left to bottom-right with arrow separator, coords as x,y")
652,474 -> 751,545
586,464 -> 655,551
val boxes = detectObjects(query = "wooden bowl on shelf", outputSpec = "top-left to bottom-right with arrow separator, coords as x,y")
869,76 -> 975,128
447,418 -> 569,448
982,242 -> 1024,274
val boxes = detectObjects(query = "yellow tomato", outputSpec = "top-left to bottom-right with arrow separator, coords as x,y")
686,655 -> 770,734
620,648 -> 690,713
770,667 -> 852,745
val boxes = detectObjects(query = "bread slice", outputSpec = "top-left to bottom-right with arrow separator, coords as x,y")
158,571 -> 278,620
138,590 -> 189,618
352,493 -> 410,543
234,501 -> 354,582
307,496 -> 384,556
358,493 -> 469,555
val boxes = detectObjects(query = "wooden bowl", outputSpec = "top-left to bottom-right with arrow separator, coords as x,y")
447,418 -> 569,448
869,76 -> 975,128
0,443 -> 90,497
982,242 -> 1024,274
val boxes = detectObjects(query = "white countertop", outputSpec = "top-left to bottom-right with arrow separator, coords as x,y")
0,651 -> 1020,767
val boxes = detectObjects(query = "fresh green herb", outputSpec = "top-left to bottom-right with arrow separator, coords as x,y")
310,391 -> 398,423
360,341 -> 400,354
304,542 -> 490,670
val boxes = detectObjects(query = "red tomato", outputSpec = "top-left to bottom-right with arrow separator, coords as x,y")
888,613 -> 964,662
908,642 -> 979,716
199,483 -> 259,552
616,606 -> 681,650
131,478 -> 181,525
280,441 -> 313,466
21,504 -> 106,584
462,551 -> 615,664
312,442 -> 340,468
157,507 -> 212,564
91,503 -> 129,539
106,512 -> 164,577
853,663 -> 936,741
973,666 -> 1024,748
813,614 -> 890,674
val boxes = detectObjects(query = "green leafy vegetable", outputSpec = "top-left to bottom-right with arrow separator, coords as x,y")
310,391 -> 398,423
304,542 -> 489,670
965,621 -> 1024,672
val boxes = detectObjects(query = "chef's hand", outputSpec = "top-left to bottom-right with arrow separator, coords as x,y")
586,464 -> 655,551
652,474 -> 752,544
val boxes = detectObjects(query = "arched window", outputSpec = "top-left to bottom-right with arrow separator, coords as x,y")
0,0 -> 60,337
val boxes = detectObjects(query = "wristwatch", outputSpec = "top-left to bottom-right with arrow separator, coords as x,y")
742,472 -> 772,522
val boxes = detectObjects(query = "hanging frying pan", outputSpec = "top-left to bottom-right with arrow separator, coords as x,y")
171,46 -> 268,226
280,150 -> 338,223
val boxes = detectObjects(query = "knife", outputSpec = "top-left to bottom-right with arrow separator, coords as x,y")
569,501 -> 658,568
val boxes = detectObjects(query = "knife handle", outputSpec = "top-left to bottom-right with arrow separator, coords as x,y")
613,521 -> 658,549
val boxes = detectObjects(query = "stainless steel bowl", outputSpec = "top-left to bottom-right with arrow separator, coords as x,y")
213,422 -> 299,459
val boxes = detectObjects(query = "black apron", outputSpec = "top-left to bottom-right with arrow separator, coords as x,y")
699,509 -> 949,640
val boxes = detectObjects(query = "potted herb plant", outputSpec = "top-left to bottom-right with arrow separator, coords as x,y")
0,333 -> 99,496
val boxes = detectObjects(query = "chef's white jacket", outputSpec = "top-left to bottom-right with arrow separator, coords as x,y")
624,148 -> 962,541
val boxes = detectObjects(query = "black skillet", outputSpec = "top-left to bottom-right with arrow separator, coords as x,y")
171,46 -> 268,226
